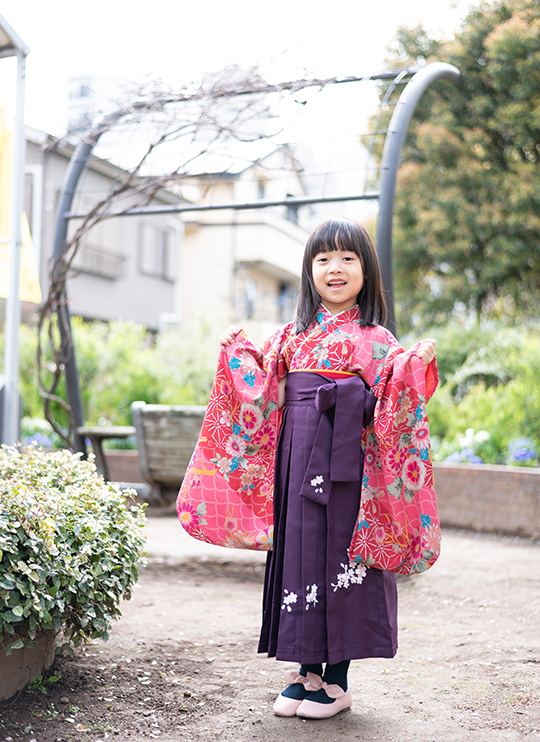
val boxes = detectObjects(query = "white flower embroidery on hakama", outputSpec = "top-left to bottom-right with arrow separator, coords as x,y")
331,562 -> 368,592
310,475 -> 324,495
281,589 -> 298,612
305,584 -> 319,610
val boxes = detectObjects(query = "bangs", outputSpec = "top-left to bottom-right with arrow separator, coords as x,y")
305,219 -> 363,261
295,217 -> 387,333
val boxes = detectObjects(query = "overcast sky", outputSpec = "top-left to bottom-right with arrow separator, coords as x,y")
0,0 -> 473,223
1,0 -> 473,135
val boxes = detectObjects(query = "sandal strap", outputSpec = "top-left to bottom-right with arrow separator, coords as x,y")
283,669 -> 322,688
282,670 -> 346,699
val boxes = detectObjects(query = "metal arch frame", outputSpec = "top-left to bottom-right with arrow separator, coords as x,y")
50,62 -> 460,453
376,62 -> 461,334
51,110 -> 133,453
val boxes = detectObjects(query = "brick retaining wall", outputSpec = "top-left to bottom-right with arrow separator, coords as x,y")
104,452 -> 540,539
433,462 -> 540,539
105,449 -> 143,484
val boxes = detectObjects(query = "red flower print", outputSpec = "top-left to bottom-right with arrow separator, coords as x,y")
240,403 -> 263,434
223,516 -> 238,532
402,456 -> 426,491
225,434 -> 247,458
410,421 -> 430,450
406,529 -> 423,564
386,444 -> 407,473
251,422 -> 276,452
177,503 -> 199,533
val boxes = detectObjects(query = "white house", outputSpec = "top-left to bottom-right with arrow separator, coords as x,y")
22,127 -> 309,343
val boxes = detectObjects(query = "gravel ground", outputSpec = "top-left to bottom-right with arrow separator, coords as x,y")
1,524 -> 539,742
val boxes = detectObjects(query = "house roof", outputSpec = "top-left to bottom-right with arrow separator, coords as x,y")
0,12 -> 29,57
181,138 -> 290,177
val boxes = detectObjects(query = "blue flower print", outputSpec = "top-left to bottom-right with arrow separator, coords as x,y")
229,357 -> 242,369
421,514 -> 431,528
244,371 -> 256,387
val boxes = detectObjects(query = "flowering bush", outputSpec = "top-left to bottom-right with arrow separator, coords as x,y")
0,447 -> 146,655
505,438 -> 539,468
433,428 -> 540,468
20,417 -> 67,449
433,428 -> 491,464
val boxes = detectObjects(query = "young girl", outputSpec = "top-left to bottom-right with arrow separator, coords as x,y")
177,217 -> 439,720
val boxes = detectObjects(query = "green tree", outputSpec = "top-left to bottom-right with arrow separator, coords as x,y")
380,0 -> 540,331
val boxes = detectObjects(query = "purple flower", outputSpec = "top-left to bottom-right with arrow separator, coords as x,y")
23,432 -> 53,447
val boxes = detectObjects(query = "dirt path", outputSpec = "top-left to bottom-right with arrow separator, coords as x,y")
1,526 -> 539,742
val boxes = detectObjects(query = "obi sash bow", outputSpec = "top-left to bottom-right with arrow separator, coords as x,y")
286,372 -> 376,506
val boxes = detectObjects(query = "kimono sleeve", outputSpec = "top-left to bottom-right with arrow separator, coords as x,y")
348,327 -> 442,575
176,328 -> 285,551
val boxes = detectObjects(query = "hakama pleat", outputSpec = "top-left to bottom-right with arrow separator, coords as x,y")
258,372 -> 398,665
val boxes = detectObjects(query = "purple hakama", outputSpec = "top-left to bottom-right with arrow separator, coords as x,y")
258,371 -> 398,665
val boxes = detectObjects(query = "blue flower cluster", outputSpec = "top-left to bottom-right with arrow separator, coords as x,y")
23,432 -> 53,448
444,447 -> 484,464
506,438 -> 538,465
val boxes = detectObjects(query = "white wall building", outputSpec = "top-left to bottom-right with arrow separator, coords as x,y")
22,128 -> 309,342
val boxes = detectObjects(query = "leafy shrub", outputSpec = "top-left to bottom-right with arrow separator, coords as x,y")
0,319 -> 218,430
423,321 -> 540,464
0,447 -> 146,655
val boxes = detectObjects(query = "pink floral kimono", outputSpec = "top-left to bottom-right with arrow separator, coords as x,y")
177,305 -> 440,575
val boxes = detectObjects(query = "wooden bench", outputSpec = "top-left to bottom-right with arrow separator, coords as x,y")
131,401 -> 206,505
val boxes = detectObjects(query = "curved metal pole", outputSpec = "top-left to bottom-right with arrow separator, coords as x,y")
52,111 -> 126,453
376,62 -> 461,336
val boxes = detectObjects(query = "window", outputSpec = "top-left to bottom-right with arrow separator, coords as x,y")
69,84 -> 91,99
75,242 -> 125,280
244,277 -> 257,319
138,223 -> 176,281
70,197 -> 124,280
279,283 -> 297,322
286,194 -> 299,226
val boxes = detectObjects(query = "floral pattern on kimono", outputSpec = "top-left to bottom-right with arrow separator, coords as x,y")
177,305 -> 441,575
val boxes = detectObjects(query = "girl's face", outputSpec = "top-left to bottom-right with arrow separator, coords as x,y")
312,249 -> 364,315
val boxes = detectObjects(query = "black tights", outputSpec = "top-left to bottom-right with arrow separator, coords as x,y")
301,660 -> 350,691
282,660 -> 351,701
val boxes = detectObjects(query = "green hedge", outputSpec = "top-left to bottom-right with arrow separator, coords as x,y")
418,321 -> 540,465
0,447 -> 146,654
0,318 -> 217,431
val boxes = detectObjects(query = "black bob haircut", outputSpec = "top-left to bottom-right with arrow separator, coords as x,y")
294,218 -> 387,333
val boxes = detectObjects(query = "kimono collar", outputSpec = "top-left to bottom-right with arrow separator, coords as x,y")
316,304 -> 360,325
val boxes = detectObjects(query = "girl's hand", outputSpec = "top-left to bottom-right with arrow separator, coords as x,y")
414,338 -> 436,366
219,325 -> 240,346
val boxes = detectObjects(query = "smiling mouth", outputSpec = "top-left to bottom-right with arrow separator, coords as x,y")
328,280 -> 346,286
